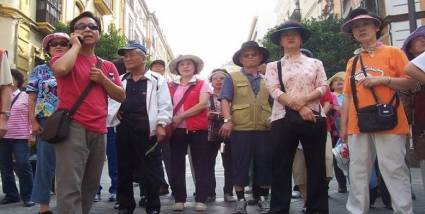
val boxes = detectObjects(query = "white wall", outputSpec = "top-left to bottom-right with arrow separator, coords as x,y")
385,0 -> 421,16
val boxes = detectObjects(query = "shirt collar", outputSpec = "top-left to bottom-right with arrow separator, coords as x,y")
281,52 -> 303,61
241,68 -> 261,79
124,70 -> 155,81
354,41 -> 383,55
173,75 -> 198,84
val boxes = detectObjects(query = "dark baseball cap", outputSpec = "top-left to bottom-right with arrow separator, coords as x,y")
117,41 -> 147,56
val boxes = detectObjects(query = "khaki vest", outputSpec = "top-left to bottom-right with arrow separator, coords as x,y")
231,71 -> 271,131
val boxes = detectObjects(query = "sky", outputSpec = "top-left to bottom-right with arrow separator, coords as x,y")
145,0 -> 279,77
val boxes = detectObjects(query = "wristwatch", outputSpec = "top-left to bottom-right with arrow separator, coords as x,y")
223,118 -> 232,123
157,123 -> 167,128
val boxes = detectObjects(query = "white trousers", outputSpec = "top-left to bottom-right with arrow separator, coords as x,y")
347,134 -> 413,214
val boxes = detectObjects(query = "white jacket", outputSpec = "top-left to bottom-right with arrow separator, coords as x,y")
107,70 -> 173,136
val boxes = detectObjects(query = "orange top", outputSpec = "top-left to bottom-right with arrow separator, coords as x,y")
343,45 -> 410,135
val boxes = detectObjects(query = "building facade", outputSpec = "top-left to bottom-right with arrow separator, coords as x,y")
0,0 -> 174,79
0,0 -> 126,75
120,0 -> 174,78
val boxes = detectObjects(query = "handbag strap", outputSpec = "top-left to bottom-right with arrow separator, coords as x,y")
171,81 -> 197,115
69,56 -> 103,116
350,55 -> 400,113
277,61 -> 286,93
209,95 -> 216,111
10,91 -> 22,108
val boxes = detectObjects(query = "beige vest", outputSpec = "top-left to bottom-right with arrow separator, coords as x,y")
231,71 -> 271,131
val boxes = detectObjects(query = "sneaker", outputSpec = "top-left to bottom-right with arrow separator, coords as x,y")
206,195 -> 216,203
291,190 -> 301,198
139,196 -> 147,207
93,193 -> 101,202
114,202 -> 119,209
173,202 -> 185,211
108,193 -> 116,202
22,200 -> 35,207
224,193 -> 236,202
195,202 -> 207,212
338,186 -> 347,193
247,196 -> 259,205
258,196 -> 270,214
232,199 -> 247,214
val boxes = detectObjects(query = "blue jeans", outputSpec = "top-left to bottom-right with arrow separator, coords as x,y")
0,138 -> 34,201
98,127 -> 118,195
31,118 -> 56,204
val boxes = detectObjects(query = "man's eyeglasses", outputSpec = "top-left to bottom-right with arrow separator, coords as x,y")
49,41 -> 69,48
241,52 -> 259,58
74,23 -> 99,31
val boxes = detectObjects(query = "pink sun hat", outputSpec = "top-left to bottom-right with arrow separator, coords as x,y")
341,14 -> 382,34
42,32 -> 70,50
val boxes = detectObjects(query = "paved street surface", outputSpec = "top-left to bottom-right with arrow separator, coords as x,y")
1,156 -> 424,213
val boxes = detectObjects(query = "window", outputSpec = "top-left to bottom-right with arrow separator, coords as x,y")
36,0 -> 62,25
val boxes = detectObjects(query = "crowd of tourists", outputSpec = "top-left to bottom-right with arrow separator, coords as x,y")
0,8 -> 425,214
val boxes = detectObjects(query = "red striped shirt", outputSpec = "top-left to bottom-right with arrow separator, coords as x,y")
4,90 -> 31,139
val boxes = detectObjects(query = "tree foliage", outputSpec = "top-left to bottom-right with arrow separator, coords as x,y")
53,22 -> 127,61
96,24 -> 127,61
261,15 -> 358,78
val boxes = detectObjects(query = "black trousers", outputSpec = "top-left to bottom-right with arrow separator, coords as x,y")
270,118 -> 329,214
206,140 -> 233,196
169,129 -> 210,203
207,140 -> 221,197
331,135 -> 347,188
116,122 -> 162,213
222,140 -> 233,195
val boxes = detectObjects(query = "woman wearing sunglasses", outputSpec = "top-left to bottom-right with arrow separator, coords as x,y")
340,8 -> 415,214
26,32 -> 70,214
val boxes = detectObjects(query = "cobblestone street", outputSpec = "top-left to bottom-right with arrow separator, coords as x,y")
0,156 -> 424,213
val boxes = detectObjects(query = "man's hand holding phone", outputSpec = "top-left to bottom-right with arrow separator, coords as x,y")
70,33 -> 83,48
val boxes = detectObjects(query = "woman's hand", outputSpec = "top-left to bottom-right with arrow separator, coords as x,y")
298,106 -> 316,122
358,76 -> 387,88
31,119 -> 43,135
172,115 -> 184,129
287,96 -> 307,111
339,126 -> 348,144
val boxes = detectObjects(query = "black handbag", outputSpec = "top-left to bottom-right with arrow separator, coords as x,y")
40,57 -> 103,144
276,61 -> 322,124
350,55 -> 399,133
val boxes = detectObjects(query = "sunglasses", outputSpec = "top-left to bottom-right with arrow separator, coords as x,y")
49,41 -> 69,47
74,23 -> 99,31
241,52 -> 259,58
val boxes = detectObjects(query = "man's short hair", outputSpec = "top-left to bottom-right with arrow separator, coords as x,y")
11,69 -> 24,89
69,11 -> 102,33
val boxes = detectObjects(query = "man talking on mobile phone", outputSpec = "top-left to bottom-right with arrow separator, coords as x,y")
50,11 -> 125,214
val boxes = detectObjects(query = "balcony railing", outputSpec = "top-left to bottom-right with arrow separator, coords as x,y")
94,0 -> 113,15
36,0 -> 61,33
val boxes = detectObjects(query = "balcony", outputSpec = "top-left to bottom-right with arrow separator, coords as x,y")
36,0 -> 61,34
94,0 -> 113,15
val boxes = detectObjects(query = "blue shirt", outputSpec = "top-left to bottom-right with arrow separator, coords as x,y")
219,69 -> 262,101
26,64 -> 58,118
